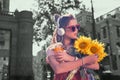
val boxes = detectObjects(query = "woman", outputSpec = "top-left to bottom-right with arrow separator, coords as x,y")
46,14 -> 99,80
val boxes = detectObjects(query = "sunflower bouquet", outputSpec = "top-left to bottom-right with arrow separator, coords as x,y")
74,36 -> 107,62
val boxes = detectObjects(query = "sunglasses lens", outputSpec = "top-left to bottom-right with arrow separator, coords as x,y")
77,25 -> 80,31
66,24 -> 80,32
72,26 -> 76,32
71,25 -> 80,32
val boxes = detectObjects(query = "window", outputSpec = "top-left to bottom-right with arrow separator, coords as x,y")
86,15 -> 91,22
0,30 -> 10,79
97,33 -> 101,40
0,32 -> 5,47
0,30 -> 10,49
116,26 -> 120,37
0,40 -> 5,47
3,57 -> 6,61
3,0 -> 6,9
116,42 -> 120,55
112,14 -> 116,18
101,43 -> 110,67
102,26 -> 107,38
77,16 -> 82,22
105,43 -> 110,54
117,42 -> 120,64
112,55 -> 118,70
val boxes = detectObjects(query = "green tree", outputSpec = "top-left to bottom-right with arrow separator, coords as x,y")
33,50 -> 47,80
33,0 -> 82,45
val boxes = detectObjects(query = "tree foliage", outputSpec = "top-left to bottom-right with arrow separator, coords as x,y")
33,50 -> 47,80
33,0 -> 83,45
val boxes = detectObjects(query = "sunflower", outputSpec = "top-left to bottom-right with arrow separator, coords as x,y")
88,40 -> 105,55
74,36 -> 92,54
74,36 -> 107,62
97,51 -> 107,62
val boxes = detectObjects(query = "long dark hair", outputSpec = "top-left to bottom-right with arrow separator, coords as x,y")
54,14 -> 76,44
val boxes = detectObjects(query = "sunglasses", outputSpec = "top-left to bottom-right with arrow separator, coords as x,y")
66,24 -> 80,32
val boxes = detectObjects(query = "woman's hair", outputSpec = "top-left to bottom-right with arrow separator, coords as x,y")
56,14 -> 75,42
56,14 -> 75,28
51,14 -> 76,44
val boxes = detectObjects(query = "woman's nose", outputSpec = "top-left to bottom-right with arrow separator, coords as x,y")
75,28 -> 78,33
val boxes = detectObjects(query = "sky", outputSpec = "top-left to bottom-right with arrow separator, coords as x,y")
10,0 -> 120,56
10,0 -> 120,18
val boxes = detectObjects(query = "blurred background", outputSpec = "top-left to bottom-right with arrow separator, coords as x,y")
0,0 -> 120,80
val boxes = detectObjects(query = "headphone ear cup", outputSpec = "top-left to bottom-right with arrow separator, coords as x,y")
57,28 -> 65,36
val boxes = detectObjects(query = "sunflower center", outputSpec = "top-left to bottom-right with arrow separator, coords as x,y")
90,46 -> 98,53
79,42 -> 87,49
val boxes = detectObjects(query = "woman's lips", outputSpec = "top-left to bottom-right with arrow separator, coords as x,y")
74,33 -> 77,36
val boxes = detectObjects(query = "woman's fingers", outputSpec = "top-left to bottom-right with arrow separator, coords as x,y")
55,55 -> 63,61
55,51 -> 71,62
56,58 -> 63,61
56,56 -> 64,62
55,55 -> 62,59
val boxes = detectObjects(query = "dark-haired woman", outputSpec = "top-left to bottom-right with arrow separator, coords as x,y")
46,14 -> 99,80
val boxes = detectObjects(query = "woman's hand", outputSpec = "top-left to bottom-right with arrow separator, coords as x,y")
54,50 -> 75,62
85,62 -> 99,70
83,54 -> 98,65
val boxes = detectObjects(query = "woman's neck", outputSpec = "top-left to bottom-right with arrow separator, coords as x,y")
63,36 -> 71,47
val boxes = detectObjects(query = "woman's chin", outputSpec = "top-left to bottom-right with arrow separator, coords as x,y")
72,36 -> 78,39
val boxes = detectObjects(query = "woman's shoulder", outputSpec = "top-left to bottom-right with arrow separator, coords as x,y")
46,45 -> 55,56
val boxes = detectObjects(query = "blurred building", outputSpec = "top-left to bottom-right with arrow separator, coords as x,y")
76,6 -> 120,76
0,0 -> 9,12
76,9 -> 93,37
0,30 -> 9,80
95,7 -> 120,76
0,0 -> 35,80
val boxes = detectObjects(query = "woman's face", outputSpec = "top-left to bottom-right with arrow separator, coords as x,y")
64,19 -> 79,39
